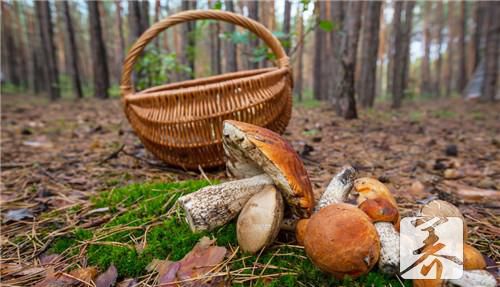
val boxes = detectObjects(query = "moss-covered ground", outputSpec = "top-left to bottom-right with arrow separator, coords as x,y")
48,180 -> 410,286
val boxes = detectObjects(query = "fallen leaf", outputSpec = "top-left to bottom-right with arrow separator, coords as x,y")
443,181 -> 500,204
3,208 -> 33,222
39,254 -> 63,266
116,278 -> 138,287
147,258 -> 173,274
158,261 -> 181,286
95,264 -> 118,287
69,267 -> 98,284
33,268 -> 76,287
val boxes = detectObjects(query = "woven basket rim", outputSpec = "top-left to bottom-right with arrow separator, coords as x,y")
124,67 -> 288,103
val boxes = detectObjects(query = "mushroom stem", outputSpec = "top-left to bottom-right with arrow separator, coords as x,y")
177,174 -> 273,232
374,222 -> 399,275
315,166 -> 356,211
447,270 -> 496,287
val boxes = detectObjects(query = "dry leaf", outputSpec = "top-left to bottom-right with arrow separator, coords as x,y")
444,181 -> 500,203
33,268 -> 76,287
116,278 -> 138,287
69,267 -> 98,284
95,264 -> 118,287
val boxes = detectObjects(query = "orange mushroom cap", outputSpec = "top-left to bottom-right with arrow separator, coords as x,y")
358,197 -> 400,225
303,203 -> 380,279
223,120 -> 314,218
295,219 -> 309,246
463,244 -> 486,270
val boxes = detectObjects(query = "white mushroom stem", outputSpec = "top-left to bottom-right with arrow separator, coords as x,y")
374,222 -> 399,275
447,270 -> 496,287
177,174 -> 273,232
315,166 -> 356,211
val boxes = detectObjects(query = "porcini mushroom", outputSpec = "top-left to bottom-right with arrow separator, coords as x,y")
303,203 -> 380,279
354,178 -> 401,275
177,120 -> 314,232
236,185 -> 284,253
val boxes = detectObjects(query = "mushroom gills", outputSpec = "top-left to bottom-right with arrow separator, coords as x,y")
374,222 -> 399,275
178,174 -> 274,232
237,185 -> 284,254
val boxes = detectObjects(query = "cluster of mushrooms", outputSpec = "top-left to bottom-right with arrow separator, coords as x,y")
177,120 -> 496,287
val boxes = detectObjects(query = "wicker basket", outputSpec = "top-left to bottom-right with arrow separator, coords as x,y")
120,10 -> 292,170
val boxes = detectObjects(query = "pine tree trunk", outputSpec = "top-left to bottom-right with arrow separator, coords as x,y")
283,0 -> 291,55
62,1 -> 83,99
140,0 -> 150,33
359,1 -> 382,108
12,2 -> 29,89
420,2 -> 432,96
401,1 -> 415,95
224,0 -> 237,73
128,0 -> 142,44
179,0 -> 196,80
335,1 -> 362,119
482,3 -> 500,101
115,0 -> 125,73
294,4 -> 304,102
35,1 -> 60,100
445,1 -> 455,97
88,1 -> 110,99
390,1 -> 403,108
247,1 -> 259,70
434,2 -> 444,97
471,2 -> 485,73
313,1 -> 326,100
210,1 -> 222,75
1,3 -> 19,87
154,0 -> 161,50
330,1 -> 344,104
457,1 -> 467,93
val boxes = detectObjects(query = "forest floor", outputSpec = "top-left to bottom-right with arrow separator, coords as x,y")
1,94 -> 499,286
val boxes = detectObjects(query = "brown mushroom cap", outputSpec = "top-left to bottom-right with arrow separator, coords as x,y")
358,198 -> 399,224
354,177 -> 397,206
223,120 -> 314,218
419,200 -> 468,239
237,185 -> 284,254
295,219 -> 309,246
463,244 -> 486,270
303,203 -> 380,279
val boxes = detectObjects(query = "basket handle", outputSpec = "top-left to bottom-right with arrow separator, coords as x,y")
120,9 -> 289,97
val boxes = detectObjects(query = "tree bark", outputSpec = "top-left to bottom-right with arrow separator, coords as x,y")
12,2 -> 29,89
434,2 -> 444,97
330,1 -> 344,103
224,0 -> 237,73
401,1 -> 415,96
35,1 -> 60,100
313,1 -> 327,100
482,3 -> 500,101
247,1 -> 259,70
457,1 -> 467,93
179,0 -> 196,80
154,0 -> 161,51
359,1 -> 382,108
390,1 -> 403,108
88,1 -> 110,99
140,0 -> 149,33
128,0 -> 143,45
115,0 -> 125,75
471,2 -> 486,73
1,3 -> 20,87
420,2 -> 432,96
294,4 -> 304,102
283,0 -> 291,55
335,1 -> 362,119
445,2 -> 455,97
210,1 -> 222,76
62,1 -> 83,99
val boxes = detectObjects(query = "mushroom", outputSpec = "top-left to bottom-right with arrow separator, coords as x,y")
295,166 -> 357,245
177,120 -> 314,232
463,244 -> 486,270
354,177 -> 401,275
236,185 -> 284,253
303,203 -> 380,279
418,199 -> 468,239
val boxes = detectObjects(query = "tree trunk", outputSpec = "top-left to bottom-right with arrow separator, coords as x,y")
224,0 -> 237,73
445,1 -> 455,97
420,2 -> 432,96
434,2 -> 444,97
335,1 -> 362,119
471,2 -> 486,73
210,1 -> 222,76
283,0 -> 292,55
88,1 -> 110,99
128,0 -> 142,45
294,3 -> 304,101
457,1 -> 467,93
179,0 -> 196,80
115,0 -> 125,76
389,1 -> 403,108
1,3 -> 20,87
401,1 -> 415,96
12,2 -> 29,89
62,1 -> 83,99
330,1 -> 344,103
313,1 -> 326,100
35,1 -> 60,100
154,0 -> 161,50
140,0 -> 149,33
359,1 -> 382,108
482,3 -> 500,101
247,1 -> 259,70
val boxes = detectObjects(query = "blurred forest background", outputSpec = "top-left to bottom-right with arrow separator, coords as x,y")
1,0 -> 499,118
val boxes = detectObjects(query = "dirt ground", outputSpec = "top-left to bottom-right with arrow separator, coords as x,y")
1,94 -> 499,278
